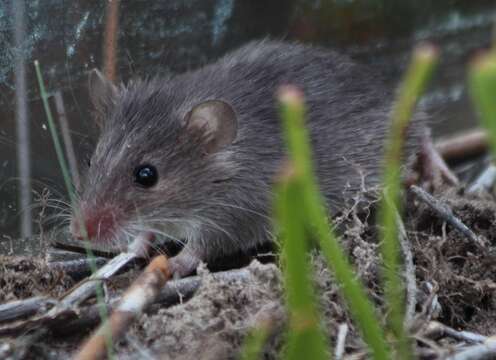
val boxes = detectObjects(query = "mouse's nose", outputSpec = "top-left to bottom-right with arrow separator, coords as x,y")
70,206 -> 117,241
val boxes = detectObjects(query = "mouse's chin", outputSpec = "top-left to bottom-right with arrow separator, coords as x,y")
69,221 -> 128,251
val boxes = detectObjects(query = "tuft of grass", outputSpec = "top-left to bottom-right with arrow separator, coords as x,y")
378,44 -> 438,359
278,86 -> 390,360
469,53 -> 496,158
34,61 -> 115,360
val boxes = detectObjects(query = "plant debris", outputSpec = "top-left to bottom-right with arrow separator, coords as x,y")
1,184 -> 496,359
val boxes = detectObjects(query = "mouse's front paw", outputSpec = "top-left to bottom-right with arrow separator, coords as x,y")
169,251 -> 201,279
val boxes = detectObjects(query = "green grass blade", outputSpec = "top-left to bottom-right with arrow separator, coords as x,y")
278,87 -> 390,360
469,53 -> 496,158
239,319 -> 272,360
34,61 -> 74,197
34,60 -> 114,360
276,163 -> 329,360
378,45 -> 438,359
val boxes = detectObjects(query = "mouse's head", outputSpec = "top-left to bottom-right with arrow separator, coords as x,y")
70,70 -> 239,250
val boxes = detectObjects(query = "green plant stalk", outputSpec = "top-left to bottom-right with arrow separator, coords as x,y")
276,165 -> 329,360
278,88 -> 390,360
34,60 -> 114,360
239,321 -> 272,360
378,44 -> 438,358
469,54 -> 496,158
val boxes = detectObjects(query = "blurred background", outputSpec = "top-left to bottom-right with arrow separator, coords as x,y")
1,0 -> 496,253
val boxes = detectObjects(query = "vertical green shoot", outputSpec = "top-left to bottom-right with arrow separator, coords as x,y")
34,61 -> 114,360
239,321 -> 272,360
469,53 -> 496,158
278,87 -> 390,360
276,163 -> 329,360
378,45 -> 438,359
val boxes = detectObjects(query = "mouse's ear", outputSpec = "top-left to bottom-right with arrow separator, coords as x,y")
184,100 -> 237,153
88,69 -> 118,127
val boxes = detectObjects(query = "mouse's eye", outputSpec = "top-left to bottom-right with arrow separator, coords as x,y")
133,164 -> 158,188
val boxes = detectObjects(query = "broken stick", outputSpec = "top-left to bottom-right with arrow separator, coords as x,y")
56,233 -> 151,309
0,267 -> 252,337
467,164 -> 496,194
74,255 -> 172,360
435,129 -> 487,162
446,337 -> 496,360
410,185 -> 486,248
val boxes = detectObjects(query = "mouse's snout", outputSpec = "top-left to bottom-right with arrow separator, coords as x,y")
70,204 -> 119,242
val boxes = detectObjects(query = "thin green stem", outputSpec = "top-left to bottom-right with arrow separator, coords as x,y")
240,321 -> 272,360
34,60 -> 114,360
469,53 -> 496,159
276,165 -> 329,360
378,44 -> 438,359
278,87 -> 390,360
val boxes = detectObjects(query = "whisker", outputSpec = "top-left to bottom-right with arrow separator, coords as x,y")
201,201 -> 271,221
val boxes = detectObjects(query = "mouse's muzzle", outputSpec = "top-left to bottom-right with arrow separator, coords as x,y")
70,204 -> 120,242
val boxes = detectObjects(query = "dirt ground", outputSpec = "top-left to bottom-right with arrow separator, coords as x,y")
1,182 -> 496,359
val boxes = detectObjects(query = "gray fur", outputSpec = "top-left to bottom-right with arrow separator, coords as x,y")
76,40 -> 424,274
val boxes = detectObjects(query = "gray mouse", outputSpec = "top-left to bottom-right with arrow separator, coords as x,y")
71,40 -> 424,277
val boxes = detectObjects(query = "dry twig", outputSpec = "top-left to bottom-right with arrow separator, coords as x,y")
74,255 -> 172,360
0,297 -> 56,323
446,337 -> 496,360
56,234 -> 150,309
397,214 -> 417,326
467,164 -> 496,194
420,282 -> 441,322
103,0 -> 119,82
57,267 -> 252,335
423,321 -> 487,344
410,185 -> 486,248
335,323 -> 349,360
419,130 -> 459,186
435,129 -> 487,162
0,267 -> 251,337
0,235 -> 150,337
48,257 -> 108,279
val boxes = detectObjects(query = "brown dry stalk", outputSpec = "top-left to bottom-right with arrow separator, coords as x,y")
420,130 -> 459,186
54,91 -> 81,190
435,129 -> 488,162
103,0 -> 119,82
74,255 -> 172,360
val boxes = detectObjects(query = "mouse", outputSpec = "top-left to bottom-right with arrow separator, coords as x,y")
70,40 -> 424,277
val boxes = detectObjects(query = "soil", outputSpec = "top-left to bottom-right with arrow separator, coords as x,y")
0,256 -> 74,303
1,184 -> 496,359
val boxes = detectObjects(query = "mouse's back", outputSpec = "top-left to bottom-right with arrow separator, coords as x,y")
169,40 -> 424,211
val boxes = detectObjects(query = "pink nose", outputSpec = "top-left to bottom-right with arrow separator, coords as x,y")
71,207 -> 117,241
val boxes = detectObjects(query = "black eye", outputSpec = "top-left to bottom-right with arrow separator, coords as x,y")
133,164 -> 158,188
86,158 -> 91,168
